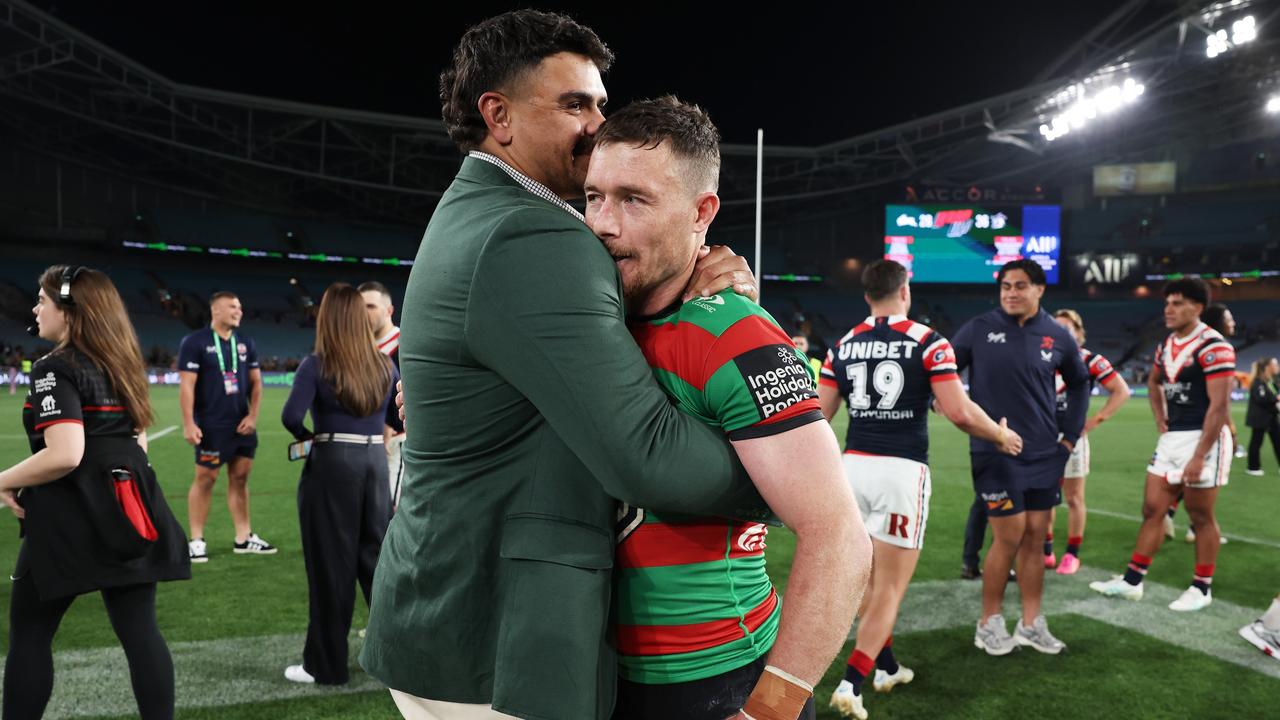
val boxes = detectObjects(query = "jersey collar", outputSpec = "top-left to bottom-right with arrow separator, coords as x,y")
866,314 -> 908,326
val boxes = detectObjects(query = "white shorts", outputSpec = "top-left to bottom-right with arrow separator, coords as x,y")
1063,435 -> 1090,478
842,453 -> 931,550
387,433 -> 406,506
1146,427 -> 1232,489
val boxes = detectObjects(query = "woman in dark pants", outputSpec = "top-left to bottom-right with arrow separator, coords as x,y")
1245,357 -> 1280,476
0,266 -> 190,720
281,283 -> 401,685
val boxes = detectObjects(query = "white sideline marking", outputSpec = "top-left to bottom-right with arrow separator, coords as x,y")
879,566 -> 1280,681
1088,507 -> 1280,550
148,425 -> 178,440
1,631 -> 383,719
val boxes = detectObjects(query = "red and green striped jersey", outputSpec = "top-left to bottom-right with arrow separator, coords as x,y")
617,290 -> 823,684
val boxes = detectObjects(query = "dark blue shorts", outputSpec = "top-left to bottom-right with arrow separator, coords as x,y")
971,449 -> 1068,517
195,426 -> 258,469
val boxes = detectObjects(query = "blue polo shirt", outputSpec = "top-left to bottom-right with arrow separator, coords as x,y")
178,327 -> 259,429
952,308 -> 1089,461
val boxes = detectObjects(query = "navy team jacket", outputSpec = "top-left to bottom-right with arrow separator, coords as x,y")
952,307 -> 1089,461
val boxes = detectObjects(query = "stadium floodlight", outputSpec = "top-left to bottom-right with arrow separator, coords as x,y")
1232,15 -> 1257,45
1267,95 -> 1280,114
1207,29 -> 1230,58
1040,78 -> 1144,142
1206,14 -> 1257,58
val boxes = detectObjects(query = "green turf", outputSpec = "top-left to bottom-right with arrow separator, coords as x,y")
0,388 -> 1277,719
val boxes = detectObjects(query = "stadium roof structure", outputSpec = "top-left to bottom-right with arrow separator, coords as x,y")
2,0 -> 1279,230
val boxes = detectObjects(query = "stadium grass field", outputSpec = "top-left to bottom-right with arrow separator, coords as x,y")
0,386 -> 1278,719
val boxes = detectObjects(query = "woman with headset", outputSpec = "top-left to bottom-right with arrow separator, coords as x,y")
0,266 -> 190,719
281,283 -> 400,685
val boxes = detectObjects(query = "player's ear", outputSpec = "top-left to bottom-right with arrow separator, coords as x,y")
478,91 -> 514,146
692,192 -> 720,234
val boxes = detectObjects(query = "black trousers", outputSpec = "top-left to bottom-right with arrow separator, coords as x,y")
962,493 -> 988,569
613,656 -> 816,720
3,577 -> 173,720
1247,419 -> 1280,472
297,441 -> 391,684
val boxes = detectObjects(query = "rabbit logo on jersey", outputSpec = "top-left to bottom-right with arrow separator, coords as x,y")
735,343 -> 817,418
737,523 -> 769,553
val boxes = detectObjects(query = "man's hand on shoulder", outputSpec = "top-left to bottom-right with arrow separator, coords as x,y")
682,245 -> 758,303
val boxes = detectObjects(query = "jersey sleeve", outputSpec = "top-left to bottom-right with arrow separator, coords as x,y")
1089,352 -> 1116,383
29,358 -> 83,432
1151,338 -> 1165,376
1198,340 -> 1236,379
700,315 -> 824,441
921,332 -> 959,384
950,320 -> 974,373
819,349 -> 838,388
245,337 -> 260,370
178,334 -> 203,374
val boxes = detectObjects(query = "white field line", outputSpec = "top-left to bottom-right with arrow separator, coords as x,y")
148,425 -> 178,440
879,565 -> 1280,682
12,567 -> 1279,718
5,631 -> 383,719
1087,507 -> 1280,550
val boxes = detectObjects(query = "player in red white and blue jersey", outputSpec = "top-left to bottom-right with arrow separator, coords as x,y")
1043,309 -> 1131,575
819,260 -> 1022,720
1092,278 -> 1235,612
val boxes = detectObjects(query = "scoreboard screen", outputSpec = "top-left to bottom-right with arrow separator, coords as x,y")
883,204 -> 1061,284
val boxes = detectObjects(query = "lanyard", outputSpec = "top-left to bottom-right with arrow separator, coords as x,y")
213,330 -> 237,375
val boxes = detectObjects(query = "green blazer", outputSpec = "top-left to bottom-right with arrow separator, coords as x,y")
359,157 -> 765,720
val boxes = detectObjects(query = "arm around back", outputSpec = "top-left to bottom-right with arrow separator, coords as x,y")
466,208 -> 757,515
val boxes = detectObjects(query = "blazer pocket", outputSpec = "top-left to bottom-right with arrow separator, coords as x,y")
499,514 -> 613,570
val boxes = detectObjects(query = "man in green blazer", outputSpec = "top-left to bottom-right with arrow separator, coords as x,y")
360,10 -> 765,720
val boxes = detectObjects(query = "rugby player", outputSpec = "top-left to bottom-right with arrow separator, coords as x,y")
177,291 -> 275,561
1091,278 -> 1234,612
820,259 -> 1023,720
358,281 -> 404,506
587,96 -> 872,720
952,260 -> 1089,656
1044,309 -> 1131,575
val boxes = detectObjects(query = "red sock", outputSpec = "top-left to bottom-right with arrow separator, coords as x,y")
1122,553 -> 1151,585
844,649 -> 875,692
1193,564 -> 1214,594
1066,535 -> 1083,557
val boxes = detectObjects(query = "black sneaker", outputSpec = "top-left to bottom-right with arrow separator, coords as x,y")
233,532 -> 277,555
961,564 -> 982,580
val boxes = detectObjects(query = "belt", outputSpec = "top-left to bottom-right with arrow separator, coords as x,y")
313,433 -> 383,445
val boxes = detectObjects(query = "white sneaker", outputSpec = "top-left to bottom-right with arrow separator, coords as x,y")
1162,514 -> 1175,539
1245,469 -> 1264,477
1239,620 -> 1280,661
188,538 -> 208,563
1169,586 -> 1212,612
284,664 -> 315,683
1015,615 -> 1067,655
1090,576 -> 1144,601
974,614 -> 1018,656
829,680 -> 867,719
872,665 -> 914,693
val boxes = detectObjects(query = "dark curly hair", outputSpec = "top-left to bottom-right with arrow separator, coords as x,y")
440,10 -> 613,153
1163,277 -> 1210,307
594,95 -> 720,192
